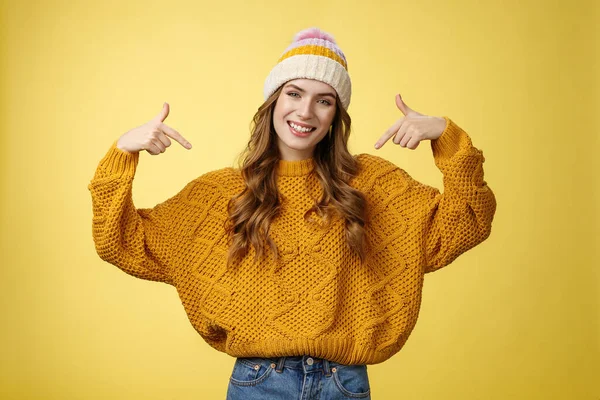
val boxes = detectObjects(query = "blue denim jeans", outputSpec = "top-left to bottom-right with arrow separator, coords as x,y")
226,355 -> 371,399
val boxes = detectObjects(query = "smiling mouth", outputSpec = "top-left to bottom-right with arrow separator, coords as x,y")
287,121 -> 316,133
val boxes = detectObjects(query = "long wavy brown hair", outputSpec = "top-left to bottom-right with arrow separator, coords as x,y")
225,84 -> 367,267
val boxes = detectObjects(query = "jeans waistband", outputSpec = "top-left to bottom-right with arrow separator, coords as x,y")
239,355 -> 337,376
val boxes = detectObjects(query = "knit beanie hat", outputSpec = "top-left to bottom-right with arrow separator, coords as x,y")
263,27 -> 351,110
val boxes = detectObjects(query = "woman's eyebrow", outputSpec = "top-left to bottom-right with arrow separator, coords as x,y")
285,84 -> 336,99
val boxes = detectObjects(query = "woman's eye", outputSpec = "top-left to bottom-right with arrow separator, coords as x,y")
287,92 -> 330,105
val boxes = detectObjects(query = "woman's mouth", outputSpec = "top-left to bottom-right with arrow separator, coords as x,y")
287,121 -> 316,137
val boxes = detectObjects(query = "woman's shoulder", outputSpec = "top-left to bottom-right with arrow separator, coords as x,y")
195,166 -> 244,187
351,153 -> 409,192
354,153 -> 400,173
181,167 -> 245,206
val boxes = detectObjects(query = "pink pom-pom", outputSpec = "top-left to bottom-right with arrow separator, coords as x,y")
293,27 -> 336,44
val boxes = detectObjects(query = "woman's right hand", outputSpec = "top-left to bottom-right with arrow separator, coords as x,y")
116,102 -> 192,155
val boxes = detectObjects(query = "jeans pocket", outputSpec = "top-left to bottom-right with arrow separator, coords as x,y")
229,358 -> 275,387
332,364 -> 371,398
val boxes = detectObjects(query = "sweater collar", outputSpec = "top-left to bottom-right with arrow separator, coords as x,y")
276,157 -> 315,177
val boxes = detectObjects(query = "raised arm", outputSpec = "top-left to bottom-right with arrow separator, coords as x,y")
411,117 -> 496,273
87,103 -> 194,284
373,95 -> 496,273
87,141 -> 195,284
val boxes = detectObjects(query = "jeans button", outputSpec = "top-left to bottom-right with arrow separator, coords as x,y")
306,357 -> 314,365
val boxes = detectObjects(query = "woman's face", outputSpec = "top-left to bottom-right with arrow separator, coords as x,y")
272,78 -> 337,161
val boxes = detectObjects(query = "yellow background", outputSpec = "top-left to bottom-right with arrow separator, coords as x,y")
1,0 -> 598,398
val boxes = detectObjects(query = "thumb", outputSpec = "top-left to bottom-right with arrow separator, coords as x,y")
154,102 -> 170,122
395,94 -> 416,116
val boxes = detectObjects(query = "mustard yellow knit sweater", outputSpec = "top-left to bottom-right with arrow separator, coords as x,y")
88,116 -> 496,365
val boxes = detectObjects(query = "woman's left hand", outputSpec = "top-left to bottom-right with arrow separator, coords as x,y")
375,94 -> 447,150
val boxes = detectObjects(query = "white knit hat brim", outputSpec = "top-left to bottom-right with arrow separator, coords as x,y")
263,55 -> 351,110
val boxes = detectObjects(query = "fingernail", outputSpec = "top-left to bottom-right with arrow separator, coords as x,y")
374,143 -> 379,149
187,143 -> 192,149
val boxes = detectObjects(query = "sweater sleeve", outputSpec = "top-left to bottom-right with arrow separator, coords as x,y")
87,140 -> 193,285
418,116 -> 497,273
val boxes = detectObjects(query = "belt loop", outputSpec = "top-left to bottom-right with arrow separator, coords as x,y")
276,356 -> 286,373
323,358 -> 331,377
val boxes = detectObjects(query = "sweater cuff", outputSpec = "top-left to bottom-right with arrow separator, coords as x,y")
430,116 -> 475,164
96,140 -> 139,179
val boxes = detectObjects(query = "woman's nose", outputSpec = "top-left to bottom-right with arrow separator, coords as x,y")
296,101 -> 314,119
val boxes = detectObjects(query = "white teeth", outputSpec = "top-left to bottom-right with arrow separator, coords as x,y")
289,122 -> 313,133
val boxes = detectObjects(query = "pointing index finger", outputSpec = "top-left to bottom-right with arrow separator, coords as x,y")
160,123 -> 192,149
375,117 -> 405,149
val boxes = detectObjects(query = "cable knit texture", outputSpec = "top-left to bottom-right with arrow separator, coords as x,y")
88,116 -> 496,365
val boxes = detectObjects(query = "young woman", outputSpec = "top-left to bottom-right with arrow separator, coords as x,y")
88,27 -> 496,399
